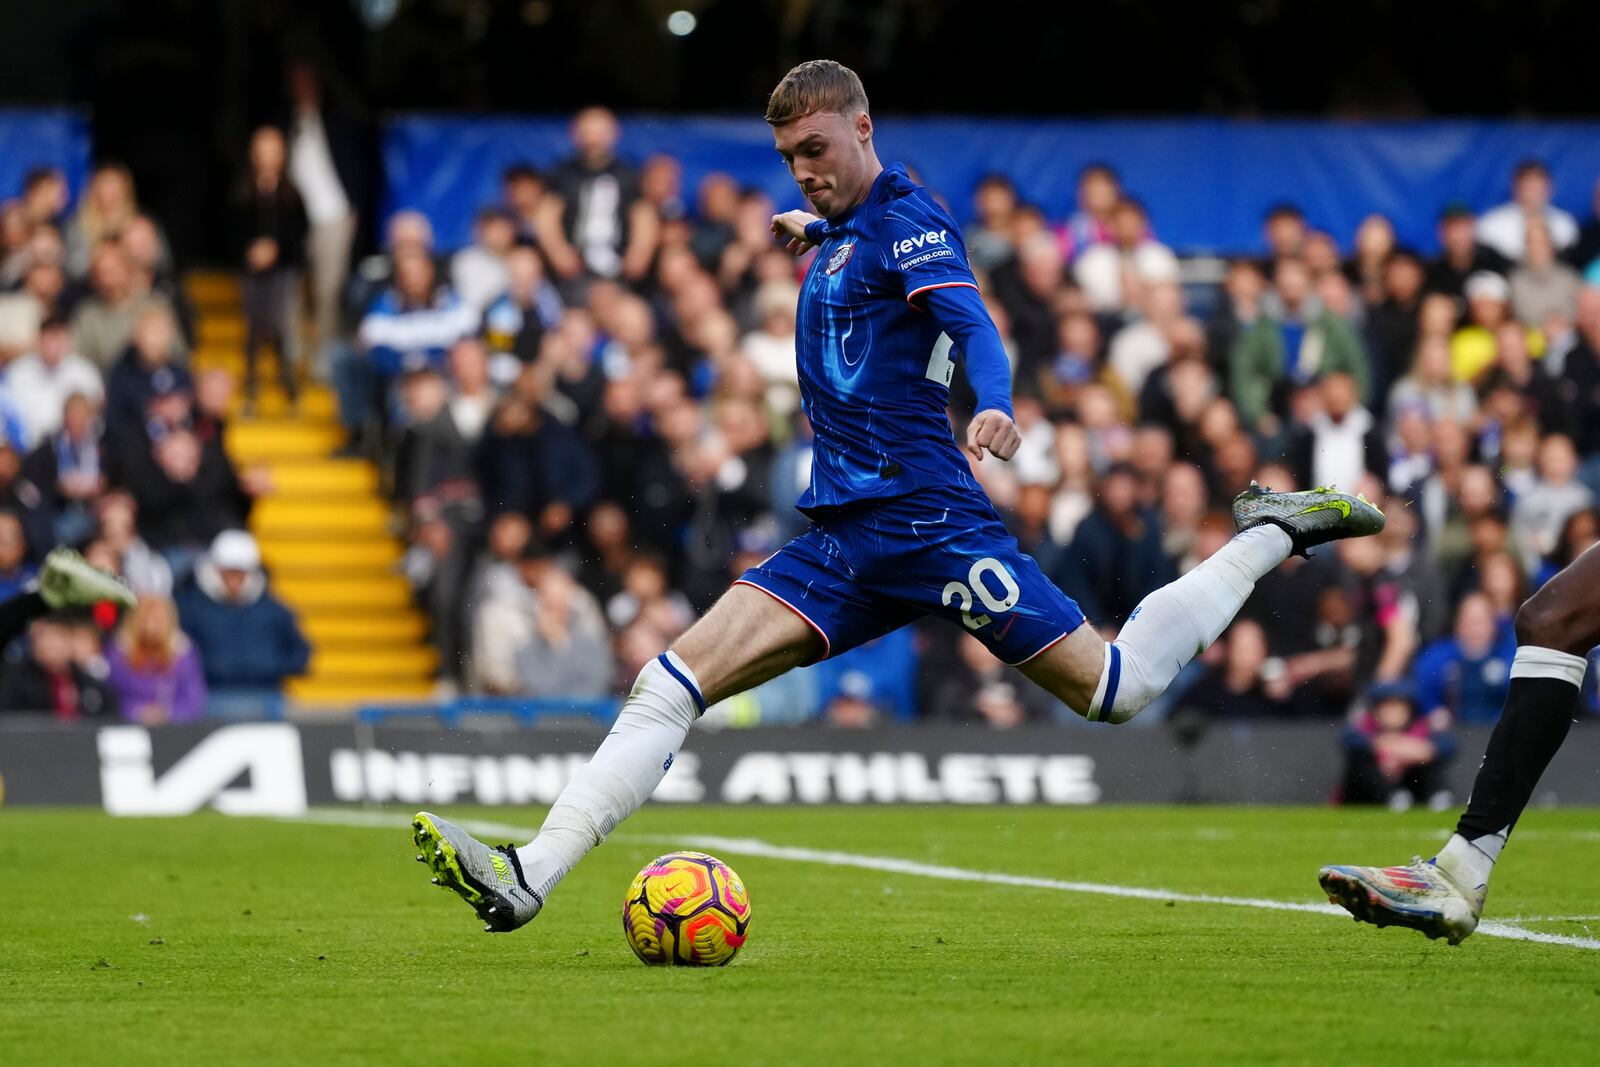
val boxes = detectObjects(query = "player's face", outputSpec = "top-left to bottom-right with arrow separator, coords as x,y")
773,109 -> 873,218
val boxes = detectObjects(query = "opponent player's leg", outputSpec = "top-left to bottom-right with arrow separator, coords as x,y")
1320,541 -> 1599,945
1021,483 -> 1383,722
413,581 -> 822,931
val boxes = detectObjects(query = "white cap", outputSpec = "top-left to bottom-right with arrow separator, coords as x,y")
209,529 -> 261,572
1465,270 -> 1509,302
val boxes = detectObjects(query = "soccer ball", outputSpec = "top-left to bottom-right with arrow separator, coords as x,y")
622,851 -> 751,966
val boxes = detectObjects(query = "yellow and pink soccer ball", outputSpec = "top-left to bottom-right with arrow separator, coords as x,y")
622,851 -> 751,966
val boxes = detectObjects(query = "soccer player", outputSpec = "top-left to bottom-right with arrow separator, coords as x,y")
412,60 -> 1383,933
1319,543 -> 1598,945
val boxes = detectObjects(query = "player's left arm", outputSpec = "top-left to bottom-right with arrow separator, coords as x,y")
884,201 -> 1018,461
916,284 -> 1019,462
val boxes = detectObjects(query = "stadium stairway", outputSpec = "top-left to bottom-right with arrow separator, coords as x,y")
185,272 -> 438,709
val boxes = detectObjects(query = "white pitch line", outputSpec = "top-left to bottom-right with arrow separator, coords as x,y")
280,809 -> 1600,952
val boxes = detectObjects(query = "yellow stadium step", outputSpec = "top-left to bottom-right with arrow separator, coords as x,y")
184,272 -> 241,309
250,497 -> 392,539
309,646 -> 440,680
198,317 -> 246,348
299,611 -> 429,647
275,574 -> 414,612
287,677 -> 439,706
227,419 -> 345,462
262,458 -> 379,497
259,537 -> 402,572
228,388 -> 338,422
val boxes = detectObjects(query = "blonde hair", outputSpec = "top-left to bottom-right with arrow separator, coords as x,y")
117,595 -> 185,672
765,60 -> 869,127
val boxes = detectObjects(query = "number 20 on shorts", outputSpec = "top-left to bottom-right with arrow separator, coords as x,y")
941,557 -> 1021,630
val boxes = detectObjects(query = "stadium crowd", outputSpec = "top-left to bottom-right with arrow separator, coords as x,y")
4,102 -> 1600,790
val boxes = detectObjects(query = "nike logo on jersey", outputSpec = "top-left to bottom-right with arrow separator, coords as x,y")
892,229 -> 949,257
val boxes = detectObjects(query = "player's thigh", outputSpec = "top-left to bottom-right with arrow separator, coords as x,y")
671,582 -> 824,705
1015,623 -> 1107,716
1517,539 -> 1600,655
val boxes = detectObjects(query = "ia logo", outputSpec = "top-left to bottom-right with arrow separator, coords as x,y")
98,724 -> 308,816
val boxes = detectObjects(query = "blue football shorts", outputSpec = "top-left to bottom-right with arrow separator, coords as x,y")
737,488 -> 1086,665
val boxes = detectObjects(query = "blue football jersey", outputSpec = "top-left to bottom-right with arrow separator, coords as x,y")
794,163 -> 986,512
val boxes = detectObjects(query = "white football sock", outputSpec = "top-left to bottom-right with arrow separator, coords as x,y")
515,651 -> 703,900
1434,831 -> 1501,891
1090,524 -> 1291,724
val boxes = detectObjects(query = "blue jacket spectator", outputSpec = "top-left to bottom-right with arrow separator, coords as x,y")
357,247 -> 478,377
104,303 -> 191,434
475,394 -> 599,539
1047,465 -> 1175,628
175,530 -> 310,695
1412,592 -> 1516,725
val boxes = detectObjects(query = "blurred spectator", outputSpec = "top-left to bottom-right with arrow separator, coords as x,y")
1349,214 -> 1396,308
64,162 -> 154,278
1107,282 -> 1188,395
0,511 -> 36,599
476,373 -> 598,543
1073,197 -> 1179,313
513,562 -> 614,699
1181,619 -> 1287,718
1477,159 -> 1578,261
1387,335 -> 1476,425
1426,202 -> 1510,300
483,244 -> 563,373
92,491 -> 172,597
502,162 -> 545,244
175,530 -> 309,703
1287,371 -> 1383,492
1050,463 -> 1174,627
285,59 -> 364,355
1062,163 -> 1120,259
71,242 -> 169,371
1412,592 -> 1515,725
1509,219 -> 1581,328
1262,203 -> 1308,264
966,173 -> 1019,273
1205,259 -> 1265,374
1450,271 -> 1539,384
739,281 -> 801,419
5,315 -> 103,445
451,207 -> 517,314
537,107 -> 657,285
925,633 -> 1053,725
1364,249 -> 1425,403
1231,257 -> 1367,434
20,166 -> 68,231
22,392 -> 104,546
106,595 -> 206,725
1557,287 -> 1600,457
235,125 -> 308,407
471,547 -> 606,695
1564,177 -> 1600,272
356,247 -> 476,376
1338,681 -> 1455,809
0,616 -> 116,719
105,302 -> 190,433
1511,433 -> 1592,570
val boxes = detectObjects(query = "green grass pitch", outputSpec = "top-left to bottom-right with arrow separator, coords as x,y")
2,805 -> 1596,1065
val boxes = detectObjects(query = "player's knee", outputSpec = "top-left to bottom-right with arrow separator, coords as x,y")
1095,642 -> 1165,725
1514,585 -> 1589,656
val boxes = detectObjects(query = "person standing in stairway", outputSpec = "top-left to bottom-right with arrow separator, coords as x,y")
234,125 -> 308,413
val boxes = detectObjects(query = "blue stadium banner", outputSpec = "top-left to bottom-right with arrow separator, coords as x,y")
0,108 -> 92,202
384,115 -> 1600,254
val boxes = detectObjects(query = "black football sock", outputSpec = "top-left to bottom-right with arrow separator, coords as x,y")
1439,646 -> 1585,887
